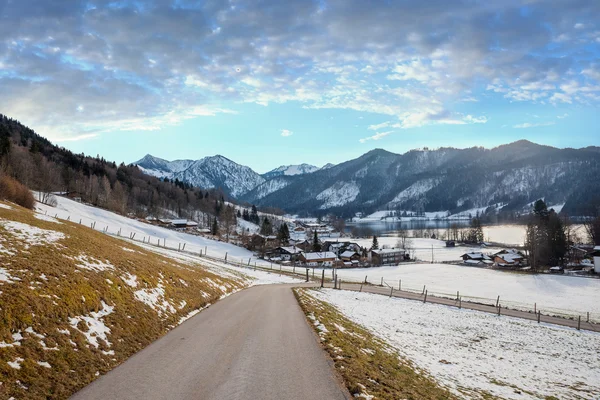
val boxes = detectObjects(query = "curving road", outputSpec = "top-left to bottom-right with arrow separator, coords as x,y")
71,283 -> 350,400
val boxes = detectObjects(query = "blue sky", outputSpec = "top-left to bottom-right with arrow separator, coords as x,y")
1,0 -> 599,173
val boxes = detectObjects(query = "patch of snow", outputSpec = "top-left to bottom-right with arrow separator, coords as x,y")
37,361 -> 51,368
0,220 -> 65,248
134,285 -> 176,316
72,254 -> 115,273
0,203 -> 13,209
121,273 -> 138,288
69,301 -> 115,349
0,267 -> 17,283
7,358 -> 24,370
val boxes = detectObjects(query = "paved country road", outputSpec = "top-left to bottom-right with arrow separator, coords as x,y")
71,284 -> 350,400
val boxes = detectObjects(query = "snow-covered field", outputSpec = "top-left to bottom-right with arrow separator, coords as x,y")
313,289 -> 600,400
35,196 -> 266,265
329,263 -> 600,320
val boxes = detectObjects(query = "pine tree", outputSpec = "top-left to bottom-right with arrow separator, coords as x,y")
277,223 -> 290,245
372,235 -> 379,250
312,230 -> 321,252
211,217 -> 219,236
260,217 -> 272,236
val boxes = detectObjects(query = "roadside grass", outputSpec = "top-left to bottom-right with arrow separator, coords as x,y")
0,201 -> 247,399
295,287 -> 476,400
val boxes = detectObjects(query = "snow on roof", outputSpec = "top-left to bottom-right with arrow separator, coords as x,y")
302,252 -> 337,260
279,246 -> 302,254
340,250 -> 358,258
465,259 -> 483,265
496,253 -> 523,263
372,248 -> 405,254
171,219 -> 188,225
462,252 -> 490,260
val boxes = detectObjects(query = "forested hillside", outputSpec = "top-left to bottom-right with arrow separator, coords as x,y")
0,114 -> 225,221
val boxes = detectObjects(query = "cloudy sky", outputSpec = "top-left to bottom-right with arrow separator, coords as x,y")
1,0 -> 599,172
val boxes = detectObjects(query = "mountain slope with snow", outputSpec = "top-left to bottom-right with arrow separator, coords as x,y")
262,163 -> 320,179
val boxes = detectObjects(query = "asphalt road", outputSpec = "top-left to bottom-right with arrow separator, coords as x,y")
71,283 -> 350,400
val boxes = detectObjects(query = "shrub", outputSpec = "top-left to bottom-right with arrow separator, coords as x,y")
0,174 -> 35,209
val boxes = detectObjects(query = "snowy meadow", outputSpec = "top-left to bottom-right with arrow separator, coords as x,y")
312,289 -> 600,400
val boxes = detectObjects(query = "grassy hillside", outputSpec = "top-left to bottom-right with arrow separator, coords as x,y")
0,201 -> 246,399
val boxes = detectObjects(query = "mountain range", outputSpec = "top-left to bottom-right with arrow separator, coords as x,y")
133,141 -> 600,217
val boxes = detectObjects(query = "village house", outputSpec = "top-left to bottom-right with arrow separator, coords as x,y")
170,219 -> 198,229
298,251 -> 338,267
247,234 -> 278,252
322,241 -> 361,254
370,248 -> 406,266
493,249 -> 525,267
267,246 -> 303,262
461,252 -> 493,265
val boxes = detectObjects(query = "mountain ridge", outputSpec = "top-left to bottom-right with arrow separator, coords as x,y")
133,141 -> 600,216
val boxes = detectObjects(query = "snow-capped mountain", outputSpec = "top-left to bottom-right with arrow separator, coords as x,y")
134,154 -> 265,198
262,163 -> 320,179
134,141 -> 600,216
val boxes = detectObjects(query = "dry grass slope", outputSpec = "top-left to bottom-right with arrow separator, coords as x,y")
0,201 -> 246,399
295,288 -> 462,400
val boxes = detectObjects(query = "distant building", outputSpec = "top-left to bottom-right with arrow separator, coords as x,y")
267,246 -> 302,261
370,248 -> 406,266
493,249 -> 525,267
461,252 -> 491,262
171,219 -> 198,229
299,252 -> 338,267
593,246 -> 600,274
445,240 -> 456,247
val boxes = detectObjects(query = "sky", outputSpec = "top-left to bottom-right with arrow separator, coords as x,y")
1,1 -> 599,173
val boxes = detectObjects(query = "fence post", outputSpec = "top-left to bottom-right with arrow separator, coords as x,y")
360,283 -> 363,292
321,270 -> 324,288
422,285 -> 426,295
496,296 -> 500,308
178,243 -> 181,251
459,297 -> 462,309
365,275 -> 368,284
339,279 -> 342,290
389,287 -> 393,298
577,316 -> 581,331
457,291 -> 459,300
182,243 -> 185,251
534,303 -> 536,313
399,279 -> 401,291
537,310 -> 541,323
587,312 -> 589,323
498,304 -> 501,316
306,268 -> 309,282
279,264 -> 282,276
380,277 -> 383,287
248,258 -> 251,266
225,252 -> 228,261
423,290 -> 428,303
293,265 -> 296,274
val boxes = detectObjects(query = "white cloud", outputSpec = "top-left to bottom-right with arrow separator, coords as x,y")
280,129 -> 293,137
368,121 -> 391,131
513,122 -> 556,129
359,131 -> 394,143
